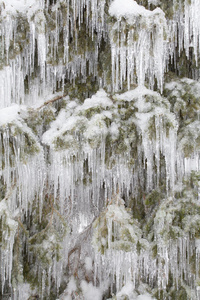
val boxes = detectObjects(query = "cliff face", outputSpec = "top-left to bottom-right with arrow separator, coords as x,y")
0,0 -> 200,299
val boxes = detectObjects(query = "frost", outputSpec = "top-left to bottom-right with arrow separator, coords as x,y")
1,0 -> 200,299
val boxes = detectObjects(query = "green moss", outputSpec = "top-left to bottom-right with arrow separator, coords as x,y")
101,226 -> 108,238
64,75 -> 99,101
170,287 -> 187,300
152,244 -> 157,259
171,209 -> 184,229
123,107 -> 136,121
82,173 -> 92,185
26,105 -> 56,136
84,107 -> 102,119
0,218 -> 2,245
115,142 -> 128,154
23,259 -> 40,290
168,226 -> 179,240
116,242 -> 131,252
23,133 -> 40,156
189,253 -> 197,275
182,142 -> 194,157
20,192 -> 68,298
153,284 -> 188,300
136,241 -> 142,254
0,14 -> 31,65
154,289 -> 164,299
121,227 -> 135,243
128,196 -> 145,221
148,116 -> 156,140
54,136 -> 78,151
145,190 -> 160,209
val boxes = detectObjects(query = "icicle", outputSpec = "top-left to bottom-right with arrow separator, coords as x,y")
0,200 -> 18,292
0,0 -> 108,109
0,109 -> 46,218
109,1 -> 168,92
168,0 -> 200,67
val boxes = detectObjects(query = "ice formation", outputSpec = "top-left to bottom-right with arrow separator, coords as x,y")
109,0 -> 167,92
0,0 -> 108,109
0,0 -> 200,105
1,0 -> 200,299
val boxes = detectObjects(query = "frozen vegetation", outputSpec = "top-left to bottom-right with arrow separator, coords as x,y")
1,0 -> 200,299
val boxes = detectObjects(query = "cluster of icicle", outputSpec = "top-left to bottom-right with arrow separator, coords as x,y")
109,1 -> 167,92
0,94 -> 199,297
0,118 -> 45,293
0,118 -> 45,213
0,88 -> 182,296
110,0 -> 200,91
169,0 -> 200,66
151,196 -> 200,298
42,87 -> 180,220
43,88 -> 200,297
1,0 -> 200,298
0,0 -> 108,108
92,192 -> 200,298
1,0 -> 200,108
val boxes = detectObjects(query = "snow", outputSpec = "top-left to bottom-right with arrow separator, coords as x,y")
81,89 -> 113,110
81,281 -> 102,300
66,277 -> 77,295
0,0 -> 42,16
110,122 -> 119,137
148,0 -> 160,5
42,90 -> 112,147
85,257 -> 93,271
116,86 -> 157,103
116,281 -> 137,299
84,114 -> 108,141
137,295 -> 155,300
109,0 -> 164,21
61,277 -> 77,300
18,283 -> 35,299
0,104 -> 21,126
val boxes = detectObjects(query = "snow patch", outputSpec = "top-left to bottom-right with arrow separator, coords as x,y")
0,104 -> 21,126
0,0 -> 42,16
109,0 -> 164,21
81,280 -> 102,300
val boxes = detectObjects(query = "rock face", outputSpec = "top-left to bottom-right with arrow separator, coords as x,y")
1,0 -> 200,299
